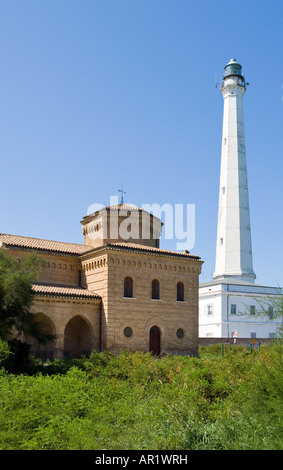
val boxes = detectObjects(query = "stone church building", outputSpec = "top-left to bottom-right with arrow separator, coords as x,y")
0,203 -> 202,358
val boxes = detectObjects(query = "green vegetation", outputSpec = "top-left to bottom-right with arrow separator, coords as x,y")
0,249 -> 54,345
0,338 -> 282,450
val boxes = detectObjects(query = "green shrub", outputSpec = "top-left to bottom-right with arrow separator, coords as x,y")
0,339 -> 10,365
0,344 -> 282,450
2,339 -> 32,374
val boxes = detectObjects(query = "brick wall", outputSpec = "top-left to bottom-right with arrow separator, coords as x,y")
92,247 -> 202,355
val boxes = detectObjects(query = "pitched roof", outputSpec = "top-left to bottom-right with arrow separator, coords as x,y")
0,234 -> 201,260
0,233 -> 90,255
81,203 -> 163,225
106,242 -> 201,260
32,283 -> 101,300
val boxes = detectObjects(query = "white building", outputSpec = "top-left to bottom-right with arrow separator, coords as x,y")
199,279 -> 281,339
199,59 -> 282,340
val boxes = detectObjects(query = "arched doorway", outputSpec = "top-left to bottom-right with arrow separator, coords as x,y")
149,326 -> 161,356
64,316 -> 92,358
28,313 -> 56,361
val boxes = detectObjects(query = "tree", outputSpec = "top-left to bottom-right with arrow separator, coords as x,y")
250,291 -> 283,321
0,248 -> 55,345
238,289 -> 283,336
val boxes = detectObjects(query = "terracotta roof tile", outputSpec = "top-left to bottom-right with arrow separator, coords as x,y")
0,233 -> 91,255
0,234 -> 201,260
32,283 -> 101,300
107,242 -> 201,259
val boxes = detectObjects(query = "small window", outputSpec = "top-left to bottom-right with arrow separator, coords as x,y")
207,304 -> 213,316
251,332 -> 256,339
124,276 -> 133,298
176,328 -> 184,339
250,305 -> 255,315
124,327 -> 133,338
268,306 -> 274,319
177,282 -> 184,301
230,304 -> 237,315
152,279 -> 160,300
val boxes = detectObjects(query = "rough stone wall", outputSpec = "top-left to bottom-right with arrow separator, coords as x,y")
80,248 -> 108,351
103,248 -> 201,355
7,245 -> 202,358
30,297 -> 101,358
81,208 -> 162,249
8,248 -> 81,287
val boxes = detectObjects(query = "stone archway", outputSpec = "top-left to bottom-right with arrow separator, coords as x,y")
64,315 -> 92,358
149,325 -> 161,356
28,313 -> 56,361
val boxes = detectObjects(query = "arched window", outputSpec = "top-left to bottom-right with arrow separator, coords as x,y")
124,276 -> 133,298
152,279 -> 160,300
177,282 -> 184,301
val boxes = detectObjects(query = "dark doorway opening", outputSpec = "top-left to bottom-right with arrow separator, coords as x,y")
28,313 -> 55,360
149,325 -> 161,356
64,316 -> 92,358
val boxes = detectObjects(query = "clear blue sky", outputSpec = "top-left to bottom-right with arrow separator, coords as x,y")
0,0 -> 282,287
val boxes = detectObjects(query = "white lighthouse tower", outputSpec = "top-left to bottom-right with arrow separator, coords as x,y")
213,59 -> 256,283
198,59 -> 282,341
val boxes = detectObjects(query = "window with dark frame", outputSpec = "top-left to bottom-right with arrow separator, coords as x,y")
124,276 -> 133,298
250,305 -> 256,315
207,304 -> 213,316
124,327 -> 133,338
268,306 -> 274,319
177,282 -> 185,301
176,328 -> 184,339
230,304 -> 237,315
152,279 -> 160,300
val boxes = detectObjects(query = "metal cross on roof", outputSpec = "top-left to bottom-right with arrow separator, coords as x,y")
118,185 -> 126,204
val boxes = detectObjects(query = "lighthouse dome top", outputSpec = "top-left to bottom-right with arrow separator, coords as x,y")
224,58 -> 243,78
